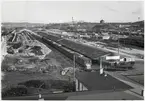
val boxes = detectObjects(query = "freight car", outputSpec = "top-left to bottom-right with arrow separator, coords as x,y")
41,36 -> 92,70
34,31 -> 108,70
119,36 -> 144,48
34,31 -> 135,71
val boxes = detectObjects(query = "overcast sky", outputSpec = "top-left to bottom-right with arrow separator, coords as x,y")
1,1 -> 144,23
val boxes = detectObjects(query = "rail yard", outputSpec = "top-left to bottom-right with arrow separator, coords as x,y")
2,24 -> 144,99
1,2 -> 144,98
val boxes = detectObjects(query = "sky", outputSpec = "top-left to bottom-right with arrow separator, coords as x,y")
1,1 -> 144,23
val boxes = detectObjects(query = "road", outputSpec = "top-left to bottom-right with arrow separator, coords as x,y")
104,70 -> 143,97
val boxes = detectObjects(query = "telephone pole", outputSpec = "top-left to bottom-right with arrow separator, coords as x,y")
118,32 -> 120,55
73,54 -> 76,82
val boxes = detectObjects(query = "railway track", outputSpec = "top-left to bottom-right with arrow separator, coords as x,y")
33,33 -> 82,68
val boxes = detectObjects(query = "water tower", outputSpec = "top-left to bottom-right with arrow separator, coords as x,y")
100,19 -> 105,24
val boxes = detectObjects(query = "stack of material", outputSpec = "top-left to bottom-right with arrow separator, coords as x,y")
6,30 -> 51,59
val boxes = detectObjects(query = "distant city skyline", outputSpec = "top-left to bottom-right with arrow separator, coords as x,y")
1,1 -> 144,23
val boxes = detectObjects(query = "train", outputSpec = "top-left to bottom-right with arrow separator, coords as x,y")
42,36 -> 92,70
32,31 -> 135,71
32,32 -> 92,70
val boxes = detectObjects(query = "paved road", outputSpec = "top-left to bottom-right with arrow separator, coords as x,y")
105,71 -> 144,97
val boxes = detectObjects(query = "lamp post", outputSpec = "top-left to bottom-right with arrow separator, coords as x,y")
73,54 -> 76,82
118,31 -> 120,55
73,53 -> 77,92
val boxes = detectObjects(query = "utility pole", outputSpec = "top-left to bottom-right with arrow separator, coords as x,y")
72,17 -> 74,25
118,31 -> 120,55
72,17 -> 74,32
73,54 -> 76,82
59,23 -> 61,30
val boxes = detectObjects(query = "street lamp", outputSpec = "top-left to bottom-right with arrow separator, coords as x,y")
118,31 -> 120,55
73,53 -> 76,82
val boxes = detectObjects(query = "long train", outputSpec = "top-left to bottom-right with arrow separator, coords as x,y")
32,31 -> 135,71
31,32 -> 92,70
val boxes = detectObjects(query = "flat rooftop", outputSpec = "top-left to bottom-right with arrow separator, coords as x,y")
37,31 -> 111,60
59,39 -> 111,60
75,71 -> 133,91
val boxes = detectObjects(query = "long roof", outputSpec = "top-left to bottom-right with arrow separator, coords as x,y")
76,71 -> 133,91
59,39 -> 110,60
37,31 -> 111,60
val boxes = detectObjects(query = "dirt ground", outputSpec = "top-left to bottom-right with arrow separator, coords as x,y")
2,39 -> 78,93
